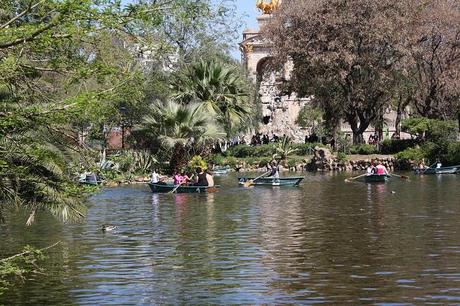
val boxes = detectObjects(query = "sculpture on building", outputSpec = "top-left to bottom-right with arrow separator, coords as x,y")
256,0 -> 281,15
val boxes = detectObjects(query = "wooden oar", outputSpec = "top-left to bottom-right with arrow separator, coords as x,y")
389,173 -> 410,180
244,171 -> 271,187
422,162 -> 437,174
169,182 -> 184,194
344,173 -> 367,183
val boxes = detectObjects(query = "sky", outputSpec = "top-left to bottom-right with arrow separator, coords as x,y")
231,0 -> 259,59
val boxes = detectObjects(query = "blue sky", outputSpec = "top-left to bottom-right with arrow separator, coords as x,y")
235,0 -> 258,30
231,0 -> 259,58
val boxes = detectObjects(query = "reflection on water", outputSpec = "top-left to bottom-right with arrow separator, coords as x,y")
1,174 -> 459,304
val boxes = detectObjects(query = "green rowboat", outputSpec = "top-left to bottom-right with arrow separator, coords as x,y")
238,176 -> 304,187
415,165 -> 459,175
148,183 -> 219,193
364,174 -> 390,183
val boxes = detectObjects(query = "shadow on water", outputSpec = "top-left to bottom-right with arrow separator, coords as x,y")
1,173 -> 459,304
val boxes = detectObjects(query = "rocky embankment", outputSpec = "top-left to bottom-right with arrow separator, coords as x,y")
306,147 -> 395,172
230,146 -> 397,173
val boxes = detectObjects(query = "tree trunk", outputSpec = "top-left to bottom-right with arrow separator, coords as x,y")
395,105 -> 402,138
348,116 -> 366,145
353,132 -> 365,145
331,124 -> 338,151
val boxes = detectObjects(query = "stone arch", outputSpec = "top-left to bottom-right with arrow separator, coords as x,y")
256,56 -> 275,82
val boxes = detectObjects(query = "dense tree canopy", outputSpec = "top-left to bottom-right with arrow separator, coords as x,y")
266,0 -> 459,144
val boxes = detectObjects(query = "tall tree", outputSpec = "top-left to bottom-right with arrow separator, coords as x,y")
266,0 -> 411,144
406,0 -> 460,120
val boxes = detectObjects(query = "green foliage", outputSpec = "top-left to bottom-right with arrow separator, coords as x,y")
402,118 -> 458,143
224,156 -> 239,168
297,104 -> 324,130
136,101 -> 224,170
225,144 -> 276,158
207,154 -> 226,166
380,139 -> 418,154
291,143 -> 319,155
188,155 -> 207,170
395,147 -> 425,162
0,0 -> 244,223
401,117 -> 431,137
139,101 -> 224,149
287,159 -> 298,168
446,142 -> 460,165
0,245 -> 45,295
336,152 -> 348,162
225,145 -> 254,158
171,60 -> 253,137
274,136 -> 298,160
349,144 -> 378,155
258,158 -> 272,168
112,150 -> 157,175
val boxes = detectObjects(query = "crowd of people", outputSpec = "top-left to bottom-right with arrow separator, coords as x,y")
228,133 -> 286,147
150,167 -> 215,187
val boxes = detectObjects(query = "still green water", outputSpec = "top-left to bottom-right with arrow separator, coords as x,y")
1,173 -> 459,304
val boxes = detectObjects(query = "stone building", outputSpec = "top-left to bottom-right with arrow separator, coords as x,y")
240,1 -> 407,143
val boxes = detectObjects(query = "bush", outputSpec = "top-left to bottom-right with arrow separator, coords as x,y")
224,156 -> 239,168
188,155 -> 207,170
380,139 -> 418,154
287,159 -> 297,168
258,157 -> 271,168
446,142 -> 460,165
349,144 -> 377,155
207,154 -> 226,166
291,143 -> 319,155
225,144 -> 276,158
395,147 -> 425,162
336,152 -> 348,162
225,145 -> 254,158
402,117 -> 457,144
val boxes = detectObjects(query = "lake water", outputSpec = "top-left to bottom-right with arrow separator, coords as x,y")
1,173 -> 459,304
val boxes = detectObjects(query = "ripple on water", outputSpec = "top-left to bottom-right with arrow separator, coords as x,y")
1,174 -> 460,304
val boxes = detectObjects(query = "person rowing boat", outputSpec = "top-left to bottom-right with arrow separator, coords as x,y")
267,160 -> 280,178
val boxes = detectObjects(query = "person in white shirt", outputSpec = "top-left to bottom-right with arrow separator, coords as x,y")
150,170 -> 159,183
366,164 -> 375,175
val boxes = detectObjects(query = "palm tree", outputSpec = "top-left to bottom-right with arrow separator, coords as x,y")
139,101 -> 225,169
0,131 -> 87,225
171,60 -> 251,138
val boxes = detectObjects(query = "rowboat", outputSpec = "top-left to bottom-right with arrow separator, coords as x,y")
415,165 -> 459,175
364,174 -> 390,183
212,168 -> 230,175
147,182 -> 219,193
238,176 -> 304,187
79,172 -> 103,185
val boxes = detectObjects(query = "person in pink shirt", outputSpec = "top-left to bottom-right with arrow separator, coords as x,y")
375,161 -> 389,175
173,170 -> 183,185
